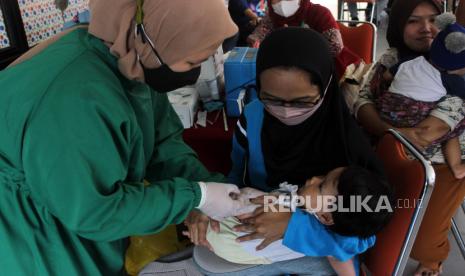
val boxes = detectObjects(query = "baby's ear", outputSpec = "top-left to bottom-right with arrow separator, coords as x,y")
317,213 -> 334,226
305,176 -> 324,187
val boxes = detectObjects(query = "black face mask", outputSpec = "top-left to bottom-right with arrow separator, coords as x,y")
143,64 -> 201,93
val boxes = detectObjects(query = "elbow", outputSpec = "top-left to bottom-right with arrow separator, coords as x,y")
356,104 -> 390,137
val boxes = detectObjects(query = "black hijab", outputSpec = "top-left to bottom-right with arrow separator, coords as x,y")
387,0 -> 441,59
257,27 -> 384,188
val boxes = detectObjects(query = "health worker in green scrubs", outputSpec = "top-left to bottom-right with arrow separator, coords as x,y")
0,0 -> 248,275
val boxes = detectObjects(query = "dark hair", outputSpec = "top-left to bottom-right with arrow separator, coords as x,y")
386,0 -> 442,55
328,166 -> 395,238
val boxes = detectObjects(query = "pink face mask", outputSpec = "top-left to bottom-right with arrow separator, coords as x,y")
264,75 -> 331,126
265,100 -> 324,125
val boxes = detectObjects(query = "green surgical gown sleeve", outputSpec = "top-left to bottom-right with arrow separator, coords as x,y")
145,91 -> 226,183
21,79 -> 205,242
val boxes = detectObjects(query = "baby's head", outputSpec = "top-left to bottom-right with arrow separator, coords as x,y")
301,166 -> 394,238
430,13 -> 465,76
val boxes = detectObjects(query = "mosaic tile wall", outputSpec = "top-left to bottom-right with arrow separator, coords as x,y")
18,0 -> 89,46
0,8 -> 10,49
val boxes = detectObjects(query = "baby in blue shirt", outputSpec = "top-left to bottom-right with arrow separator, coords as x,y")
205,166 -> 394,276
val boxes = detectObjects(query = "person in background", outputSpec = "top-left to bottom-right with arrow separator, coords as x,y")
228,0 -> 266,46
0,0 -> 254,275
343,0 -> 391,26
355,0 -> 465,274
347,2 -> 374,22
248,0 -> 361,77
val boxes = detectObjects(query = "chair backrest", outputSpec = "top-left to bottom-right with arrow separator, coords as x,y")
337,20 -> 376,64
361,129 -> 436,276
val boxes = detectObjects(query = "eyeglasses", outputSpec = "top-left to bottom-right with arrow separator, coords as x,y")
259,74 -> 332,108
259,95 -> 323,108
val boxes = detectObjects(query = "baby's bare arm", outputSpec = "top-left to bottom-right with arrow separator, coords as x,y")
398,116 -> 450,148
327,257 -> 356,276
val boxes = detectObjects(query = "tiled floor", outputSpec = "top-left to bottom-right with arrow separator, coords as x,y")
375,20 -> 465,276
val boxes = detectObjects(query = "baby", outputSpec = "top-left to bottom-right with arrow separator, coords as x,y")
204,166 -> 394,276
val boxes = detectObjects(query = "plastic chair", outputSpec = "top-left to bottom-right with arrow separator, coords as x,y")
339,0 -> 376,23
337,20 -> 377,64
360,129 -> 436,276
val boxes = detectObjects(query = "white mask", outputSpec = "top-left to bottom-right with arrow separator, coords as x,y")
272,0 -> 300,18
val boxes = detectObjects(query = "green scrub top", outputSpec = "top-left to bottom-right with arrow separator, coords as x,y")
0,28 -> 224,275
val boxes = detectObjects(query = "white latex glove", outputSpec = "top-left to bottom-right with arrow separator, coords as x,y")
239,187 -> 267,200
235,187 -> 268,215
196,182 -> 258,221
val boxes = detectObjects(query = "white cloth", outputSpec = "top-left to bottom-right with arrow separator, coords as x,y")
389,56 -> 446,102
207,217 -> 304,265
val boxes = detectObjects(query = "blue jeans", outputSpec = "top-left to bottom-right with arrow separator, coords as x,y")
194,256 -> 336,276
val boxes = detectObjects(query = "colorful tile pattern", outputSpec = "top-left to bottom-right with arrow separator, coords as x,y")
0,8 -> 10,49
18,0 -> 89,46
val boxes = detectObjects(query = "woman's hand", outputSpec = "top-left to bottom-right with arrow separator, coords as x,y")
250,16 -> 261,27
234,196 -> 292,250
357,104 -> 394,137
183,209 -> 219,250
395,127 -> 429,150
247,36 -> 258,47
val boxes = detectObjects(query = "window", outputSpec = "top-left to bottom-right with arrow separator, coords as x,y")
0,7 -> 11,49
19,0 -> 89,47
0,0 -> 89,69
0,0 -> 28,69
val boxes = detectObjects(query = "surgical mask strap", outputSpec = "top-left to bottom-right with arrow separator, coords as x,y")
135,0 -> 164,65
321,74 -> 332,98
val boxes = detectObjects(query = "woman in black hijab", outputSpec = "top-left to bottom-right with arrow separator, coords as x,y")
218,27 -> 388,275
229,27 -> 384,190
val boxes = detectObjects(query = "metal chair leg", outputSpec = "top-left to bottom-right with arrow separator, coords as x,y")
451,217 -> 465,260
370,3 -> 375,23
339,0 -> 345,20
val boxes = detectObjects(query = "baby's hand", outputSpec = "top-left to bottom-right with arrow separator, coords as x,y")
234,188 -> 267,220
